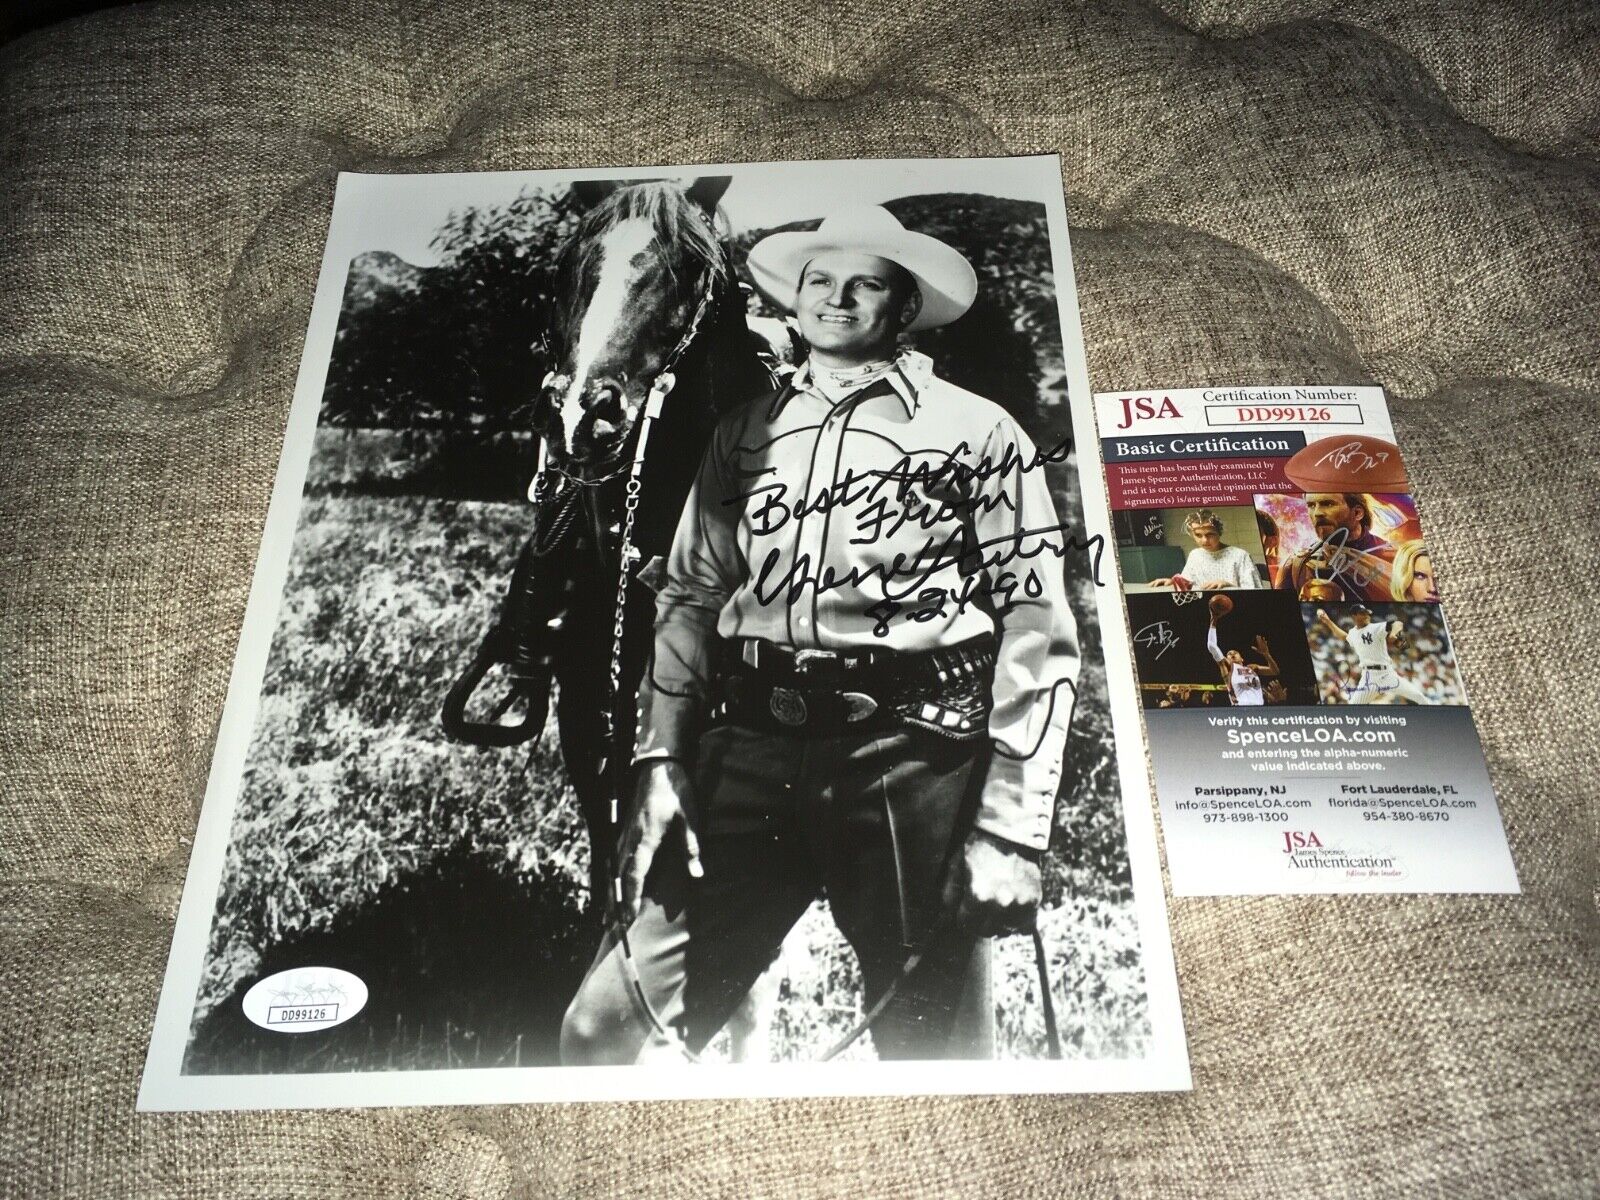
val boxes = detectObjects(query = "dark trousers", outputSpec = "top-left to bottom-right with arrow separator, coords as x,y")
561,723 -> 994,1063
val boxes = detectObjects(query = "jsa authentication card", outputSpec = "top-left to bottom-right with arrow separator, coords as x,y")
1093,385 -> 1518,896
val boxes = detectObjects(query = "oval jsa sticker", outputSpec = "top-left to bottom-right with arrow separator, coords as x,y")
242,967 -> 367,1034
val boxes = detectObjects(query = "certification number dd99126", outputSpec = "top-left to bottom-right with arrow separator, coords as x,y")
269,1005 -> 335,1024
1228,406 -> 1332,424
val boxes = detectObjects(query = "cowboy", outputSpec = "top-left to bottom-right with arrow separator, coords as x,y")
560,205 -> 1079,1062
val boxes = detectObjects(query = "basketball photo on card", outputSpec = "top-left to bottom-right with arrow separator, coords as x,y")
1127,589 -> 1316,710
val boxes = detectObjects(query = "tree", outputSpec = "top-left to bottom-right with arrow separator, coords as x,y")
322,188 -> 578,433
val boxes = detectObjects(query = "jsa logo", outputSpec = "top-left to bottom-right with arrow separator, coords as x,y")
1281,831 -> 1324,854
1113,394 -> 1181,429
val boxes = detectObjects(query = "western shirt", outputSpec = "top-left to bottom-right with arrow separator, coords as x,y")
634,352 -> 1080,851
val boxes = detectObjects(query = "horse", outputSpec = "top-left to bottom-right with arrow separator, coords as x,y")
442,176 -> 776,914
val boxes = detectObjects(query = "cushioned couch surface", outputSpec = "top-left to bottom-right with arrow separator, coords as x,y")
2,1 -> 1597,1196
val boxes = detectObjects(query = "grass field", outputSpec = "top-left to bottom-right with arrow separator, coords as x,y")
185,429 -> 1149,1072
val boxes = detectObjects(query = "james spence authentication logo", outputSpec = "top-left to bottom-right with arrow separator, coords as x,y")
1279,831 -> 1402,879
1111,393 -> 1182,429
241,966 -> 368,1034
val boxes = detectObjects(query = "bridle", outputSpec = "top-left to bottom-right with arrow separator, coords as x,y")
527,268 -> 719,779
530,272 -> 719,498
442,238 -> 723,749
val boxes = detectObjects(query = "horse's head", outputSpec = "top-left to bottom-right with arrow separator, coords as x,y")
538,176 -> 731,473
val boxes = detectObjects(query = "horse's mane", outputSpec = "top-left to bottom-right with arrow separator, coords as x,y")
562,181 -> 730,295
551,180 -> 768,416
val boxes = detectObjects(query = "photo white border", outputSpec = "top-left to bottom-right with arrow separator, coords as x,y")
138,154 -> 1190,1111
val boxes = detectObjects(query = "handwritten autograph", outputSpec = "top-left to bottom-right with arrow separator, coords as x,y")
730,435 -> 1073,545
1133,620 -> 1179,660
1312,440 -> 1390,474
751,522 -> 1103,607
717,431 -> 1103,637
1303,527 -> 1387,589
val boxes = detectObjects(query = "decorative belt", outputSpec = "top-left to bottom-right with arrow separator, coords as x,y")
735,638 -> 891,682
709,636 -> 997,739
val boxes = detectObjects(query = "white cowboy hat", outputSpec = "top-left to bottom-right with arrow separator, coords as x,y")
746,204 -> 977,332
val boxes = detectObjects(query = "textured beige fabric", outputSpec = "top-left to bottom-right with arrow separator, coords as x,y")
2,1 -> 1598,1196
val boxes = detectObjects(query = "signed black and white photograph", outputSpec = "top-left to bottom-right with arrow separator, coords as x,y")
140,156 -> 1188,1108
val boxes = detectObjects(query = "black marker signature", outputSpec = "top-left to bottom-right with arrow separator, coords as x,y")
739,478 -> 1015,546
727,435 -> 1073,543
751,520 -> 1105,610
862,568 -> 1050,638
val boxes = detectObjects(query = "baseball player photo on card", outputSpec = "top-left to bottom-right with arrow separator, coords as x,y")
1094,385 -> 1518,897
138,156 -> 1191,1111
